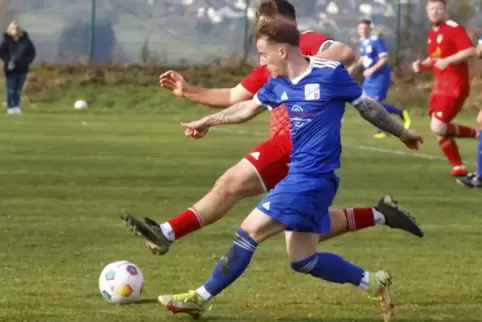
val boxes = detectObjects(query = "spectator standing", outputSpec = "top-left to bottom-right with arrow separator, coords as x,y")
0,21 -> 36,114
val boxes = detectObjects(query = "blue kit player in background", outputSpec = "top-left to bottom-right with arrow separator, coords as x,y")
349,18 -> 411,139
458,36 -> 482,188
157,17 -> 423,320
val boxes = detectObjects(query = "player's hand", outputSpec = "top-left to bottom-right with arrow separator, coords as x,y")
399,129 -> 423,150
434,58 -> 450,70
363,68 -> 374,78
412,60 -> 421,73
181,119 -> 210,139
159,70 -> 189,97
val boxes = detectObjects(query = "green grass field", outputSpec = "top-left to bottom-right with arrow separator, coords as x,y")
1,95 -> 481,322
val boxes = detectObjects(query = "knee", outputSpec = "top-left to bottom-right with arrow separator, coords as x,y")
212,168 -> 245,199
213,164 -> 259,199
430,119 -> 447,136
290,255 -> 316,274
477,111 -> 482,128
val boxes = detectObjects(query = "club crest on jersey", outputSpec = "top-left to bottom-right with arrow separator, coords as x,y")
436,35 -> 443,44
304,84 -> 320,100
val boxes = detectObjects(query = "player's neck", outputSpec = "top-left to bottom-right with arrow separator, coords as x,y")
432,19 -> 447,30
287,54 -> 311,81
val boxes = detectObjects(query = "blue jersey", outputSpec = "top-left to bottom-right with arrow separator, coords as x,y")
254,57 -> 364,176
359,36 -> 391,100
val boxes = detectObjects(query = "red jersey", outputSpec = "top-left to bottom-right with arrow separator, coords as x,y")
428,20 -> 473,97
240,31 -> 332,137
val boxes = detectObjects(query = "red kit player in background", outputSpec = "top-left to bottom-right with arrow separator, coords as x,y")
121,0 -> 423,255
412,0 -> 478,177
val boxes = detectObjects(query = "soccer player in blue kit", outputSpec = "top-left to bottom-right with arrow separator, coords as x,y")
348,18 -> 411,139
158,17 -> 423,320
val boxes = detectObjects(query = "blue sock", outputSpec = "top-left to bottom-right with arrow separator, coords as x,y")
382,103 -> 404,117
291,252 -> 364,286
201,228 -> 257,299
477,130 -> 482,177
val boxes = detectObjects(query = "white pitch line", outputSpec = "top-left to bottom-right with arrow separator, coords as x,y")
211,127 -> 473,164
343,144 -> 448,161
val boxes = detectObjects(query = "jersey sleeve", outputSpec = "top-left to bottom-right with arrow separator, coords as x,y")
372,38 -> 389,58
301,31 -> 334,55
451,25 -> 473,51
253,79 -> 278,110
329,66 -> 365,105
239,65 -> 270,95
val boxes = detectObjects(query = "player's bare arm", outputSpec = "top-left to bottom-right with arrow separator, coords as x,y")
354,97 -> 423,149
477,42 -> 482,58
412,57 -> 434,73
198,99 -> 265,126
181,100 -> 265,139
347,57 -> 363,74
316,41 -> 356,66
363,55 -> 388,77
438,47 -> 476,67
160,70 -> 253,108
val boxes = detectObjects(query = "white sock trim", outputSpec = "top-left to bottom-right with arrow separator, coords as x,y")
373,208 -> 386,225
359,271 -> 370,289
189,207 -> 204,227
196,286 -> 212,301
160,222 -> 175,241
345,208 -> 356,231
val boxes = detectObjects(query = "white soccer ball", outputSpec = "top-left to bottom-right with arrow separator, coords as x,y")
98,260 -> 144,304
74,100 -> 88,109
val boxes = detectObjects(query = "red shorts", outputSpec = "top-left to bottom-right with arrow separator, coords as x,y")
243,133 -> 292,191
429,94 -> 468,123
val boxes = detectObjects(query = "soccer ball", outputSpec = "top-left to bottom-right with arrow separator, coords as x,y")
98,260 -> 144,304
74,100 -> 88,109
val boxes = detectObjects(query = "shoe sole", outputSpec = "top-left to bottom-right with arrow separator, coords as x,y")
378,196 -> 424,238
121,212 -> 169,255
456,177 -> 475,188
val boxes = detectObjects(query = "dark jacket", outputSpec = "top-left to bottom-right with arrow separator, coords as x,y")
0,31 -> 36,74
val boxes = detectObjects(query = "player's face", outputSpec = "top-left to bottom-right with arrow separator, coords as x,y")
357,23 -> 371,39
427,1 -> 447,26
256,37 -> 288,78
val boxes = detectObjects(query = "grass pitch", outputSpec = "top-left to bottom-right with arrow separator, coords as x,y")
0,97 -> 481,322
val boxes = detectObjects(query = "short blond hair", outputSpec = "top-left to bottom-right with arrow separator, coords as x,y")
7,21 -> 22,36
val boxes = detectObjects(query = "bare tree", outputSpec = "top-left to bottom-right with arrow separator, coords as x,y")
0,0 -> 15,31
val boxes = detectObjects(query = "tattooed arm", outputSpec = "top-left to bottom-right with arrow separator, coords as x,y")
181,99 -> 267,139
201,99 -> 267,126
353,97 -> 405,137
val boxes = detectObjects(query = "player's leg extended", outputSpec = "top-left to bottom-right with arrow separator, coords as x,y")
122,160 -> 263,254
286,231 -> 395,319
320,195 -> 423,242
158,208 -> 286,317
430,95 -> 478,177
458,110 -> 482,187
120,136 -> 289,254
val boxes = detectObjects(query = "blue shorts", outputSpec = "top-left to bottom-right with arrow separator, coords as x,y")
363,83 -> 390,101
256,172 -> 339,233
363,75 -> 391,101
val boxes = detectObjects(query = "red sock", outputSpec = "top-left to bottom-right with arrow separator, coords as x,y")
167,208 -> 203,240
344,208 -> 375,232
438,137 -> 463,166
447,124 -> 477,138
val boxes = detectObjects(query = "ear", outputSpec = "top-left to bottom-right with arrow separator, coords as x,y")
279,46 -> 288,60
